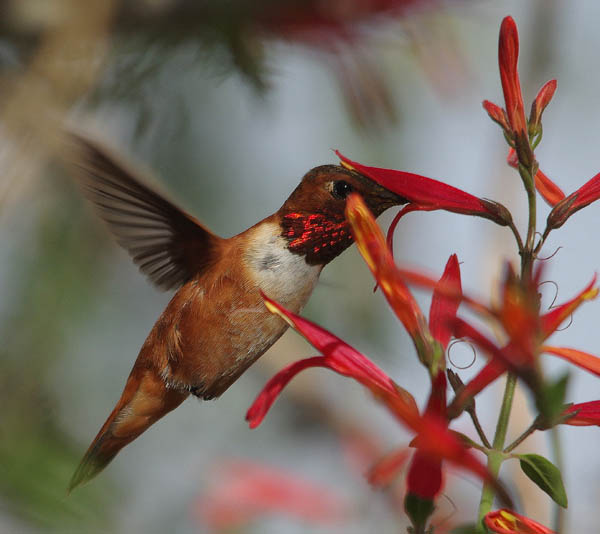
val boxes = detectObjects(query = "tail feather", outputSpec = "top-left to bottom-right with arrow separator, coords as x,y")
69,367 -> 188,492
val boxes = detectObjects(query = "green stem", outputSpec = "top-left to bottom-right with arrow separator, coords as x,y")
551,426 -> 565,533
467,406 -> 492,450
504,420 -> 538,453
521,167 -> 538,270
508,220 -> 525,255
533,226 -> 552,256
477,373 -> 517,524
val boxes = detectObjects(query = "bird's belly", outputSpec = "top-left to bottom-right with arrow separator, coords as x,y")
173,303 -> 288,399
155,224 -> 322,398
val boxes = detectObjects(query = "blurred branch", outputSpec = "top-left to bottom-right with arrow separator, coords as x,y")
0,0 -> 115,214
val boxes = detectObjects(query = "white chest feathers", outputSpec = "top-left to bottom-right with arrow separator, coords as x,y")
244,222 -> 321,310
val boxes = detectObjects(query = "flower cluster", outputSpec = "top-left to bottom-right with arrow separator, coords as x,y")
245,14 -> 600,534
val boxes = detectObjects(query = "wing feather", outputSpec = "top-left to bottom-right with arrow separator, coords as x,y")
69,133 -> 222,291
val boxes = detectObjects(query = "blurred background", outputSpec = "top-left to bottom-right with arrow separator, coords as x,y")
1,0 -> 599,532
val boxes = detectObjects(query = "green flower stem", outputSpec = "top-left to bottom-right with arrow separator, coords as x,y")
477,373 -> 517,524
508,219 -> 525,254
467,406 -> 492,450
551,426 -> 565,533
519,164 -> 538,269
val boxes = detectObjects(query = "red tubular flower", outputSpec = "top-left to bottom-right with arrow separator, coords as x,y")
336,151 -> 511,227
429,254 -> 462,350
406,259 -> 458,529
529,80 -> 557,135
246,295 -> 420,430
547,172 -> 600,229
406,450 -> 442,499
507,149 -> 565,206
562,400 -> 600,426
498,17 -> 527,135
498,264 -> 539,358
485,509 -> 555,534
405,372 -> 447,524
497,16 -> 535,169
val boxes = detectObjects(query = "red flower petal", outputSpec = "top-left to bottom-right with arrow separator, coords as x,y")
534,168 -> 565,206
540,276 -> 598,339
542,346 -> 600,377
410,415 -> 511,506
498,17 -> 527,135
386,203 -> 434,256
429,254 -> 462,350
498,264 -> 539,358
452,319 -> 533,370
485,509 -> 555,534
345,194 -> 425,338
195,460 -> 346,529
247,357 -> 326,429
336,151 -> 509,224
367,448 -> 411,488
562,400 -> 600,426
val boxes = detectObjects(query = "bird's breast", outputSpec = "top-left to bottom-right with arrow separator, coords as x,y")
242,221 -> 322,310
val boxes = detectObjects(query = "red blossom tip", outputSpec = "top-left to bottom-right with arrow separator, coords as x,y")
483,100 -> 510,131
547,172 -> 600,228
484,509 -> 555,534
529,79 -> 557,134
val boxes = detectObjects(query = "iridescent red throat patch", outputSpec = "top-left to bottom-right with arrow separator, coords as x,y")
282,213 -> 353,265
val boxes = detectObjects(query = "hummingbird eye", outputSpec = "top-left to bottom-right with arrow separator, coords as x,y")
331,180 -> 353,200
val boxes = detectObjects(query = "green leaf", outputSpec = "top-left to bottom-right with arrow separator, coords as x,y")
536,372 -> 569,422
518,453 -> 568,507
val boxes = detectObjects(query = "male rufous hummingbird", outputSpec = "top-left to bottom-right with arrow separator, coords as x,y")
68,134 -> 405,491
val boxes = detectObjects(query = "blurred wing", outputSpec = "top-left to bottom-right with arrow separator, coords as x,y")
69,133 -> 222,291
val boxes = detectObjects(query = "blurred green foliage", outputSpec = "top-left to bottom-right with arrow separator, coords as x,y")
0,177 -> 116,530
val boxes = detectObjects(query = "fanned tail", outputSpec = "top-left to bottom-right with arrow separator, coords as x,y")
68,367 -> 188,492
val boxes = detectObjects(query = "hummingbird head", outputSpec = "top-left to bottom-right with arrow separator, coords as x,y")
279,165 -> 406,265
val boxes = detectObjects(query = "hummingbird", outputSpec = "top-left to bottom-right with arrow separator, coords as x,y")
67,133 -> 405,491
